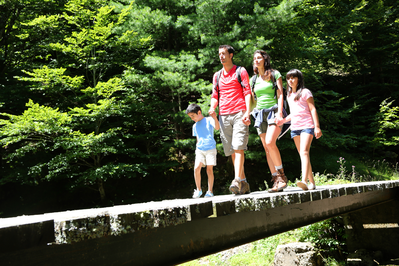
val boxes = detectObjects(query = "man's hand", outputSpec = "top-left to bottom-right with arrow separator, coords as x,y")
208,107 -> 216,116
242,111 -> 251,126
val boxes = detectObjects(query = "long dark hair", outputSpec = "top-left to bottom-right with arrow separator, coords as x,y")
286,69 -> 305,101
253,50 -> 273,79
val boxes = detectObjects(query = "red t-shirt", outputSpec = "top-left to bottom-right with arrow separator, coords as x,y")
212,65 -> 251,115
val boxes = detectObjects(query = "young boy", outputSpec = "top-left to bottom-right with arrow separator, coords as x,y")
186,103 -> 220,198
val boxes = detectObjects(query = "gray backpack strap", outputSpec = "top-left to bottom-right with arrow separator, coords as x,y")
271,70 -> 288,110
271,70 -> 278,99
251,75 -> 257,100
216,69 -> 222,104
236,66 -> 245,88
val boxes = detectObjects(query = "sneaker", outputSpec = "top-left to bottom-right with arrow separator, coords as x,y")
239,180 -> 250,194
192,189 -> 202,198
204,191 -> 214,197
297,181 -> 308,191
308,183 -> 316,190
229,179 -> 240,195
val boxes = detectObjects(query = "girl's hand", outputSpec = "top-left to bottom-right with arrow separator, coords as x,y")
314,126 -> 322,139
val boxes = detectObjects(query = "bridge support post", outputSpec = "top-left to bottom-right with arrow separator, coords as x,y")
344,197 -> 399,263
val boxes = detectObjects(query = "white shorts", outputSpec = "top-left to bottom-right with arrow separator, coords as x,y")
195,148 -> 217,167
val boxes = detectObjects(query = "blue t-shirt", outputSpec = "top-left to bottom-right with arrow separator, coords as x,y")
193,117 -> 216,151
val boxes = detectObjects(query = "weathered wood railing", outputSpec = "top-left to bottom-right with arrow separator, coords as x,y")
1,180 -> 398,265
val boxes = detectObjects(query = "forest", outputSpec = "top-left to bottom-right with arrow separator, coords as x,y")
0,0 -> 398,218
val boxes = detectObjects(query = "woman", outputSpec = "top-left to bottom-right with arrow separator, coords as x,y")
251,50 -> 288,192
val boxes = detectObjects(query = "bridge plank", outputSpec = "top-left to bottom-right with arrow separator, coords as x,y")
0,180 -> 398,265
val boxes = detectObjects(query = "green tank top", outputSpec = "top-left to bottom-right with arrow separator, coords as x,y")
251,70 -> 281,109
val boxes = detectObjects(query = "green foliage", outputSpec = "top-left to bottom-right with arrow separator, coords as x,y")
1,0 -> 399,209
299,218 -> 347,258
375,98 -> 399,147
0,0 -> 153,201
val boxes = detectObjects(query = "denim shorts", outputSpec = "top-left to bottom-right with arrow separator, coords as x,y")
291,128 -> 314,138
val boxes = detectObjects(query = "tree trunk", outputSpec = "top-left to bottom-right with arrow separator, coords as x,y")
97,179 -> 106,202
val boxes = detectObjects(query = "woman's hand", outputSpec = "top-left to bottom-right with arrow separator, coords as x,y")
275,116 -> 285,126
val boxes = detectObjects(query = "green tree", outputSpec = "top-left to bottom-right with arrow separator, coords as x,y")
0,0 -> 68,113
0,0 -> 151,201
375,99 -> 399,147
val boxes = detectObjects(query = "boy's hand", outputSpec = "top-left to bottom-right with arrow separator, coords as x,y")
208,107 -> 216,116
209,112 -> 217,119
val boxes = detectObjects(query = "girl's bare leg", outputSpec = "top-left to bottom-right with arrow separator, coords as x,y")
293,133 -> 314,184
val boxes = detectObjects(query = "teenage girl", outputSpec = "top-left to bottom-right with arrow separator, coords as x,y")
276,69 -> 322,190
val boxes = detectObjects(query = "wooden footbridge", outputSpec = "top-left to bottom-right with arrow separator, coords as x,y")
1,180 -> 399,265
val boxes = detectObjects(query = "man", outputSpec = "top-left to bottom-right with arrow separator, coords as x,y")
209,45 -> 252,195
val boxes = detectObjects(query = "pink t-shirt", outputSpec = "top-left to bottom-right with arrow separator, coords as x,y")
211,65 -> 251,115
287,89 -> 315,130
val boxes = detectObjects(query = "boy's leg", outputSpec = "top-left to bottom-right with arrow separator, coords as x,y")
194,161 -> 203,191
205,148 -> 217,193
206,165 -> 214,193
194,151 -> 205,191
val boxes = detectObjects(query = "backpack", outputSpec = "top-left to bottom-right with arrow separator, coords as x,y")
251,70 -> 288,110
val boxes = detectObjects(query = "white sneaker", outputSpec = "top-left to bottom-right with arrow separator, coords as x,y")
297,181 -> 308,191
308,183 -> 316,190
192,189 -> 202,198
204,191 -> 214,197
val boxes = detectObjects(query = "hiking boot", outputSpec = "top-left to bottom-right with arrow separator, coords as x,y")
278,168 -> 288,185
229,179 -> 240,195
267,175 -> 277,193
239,180 -> 250,194
268,169 -> 287,192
